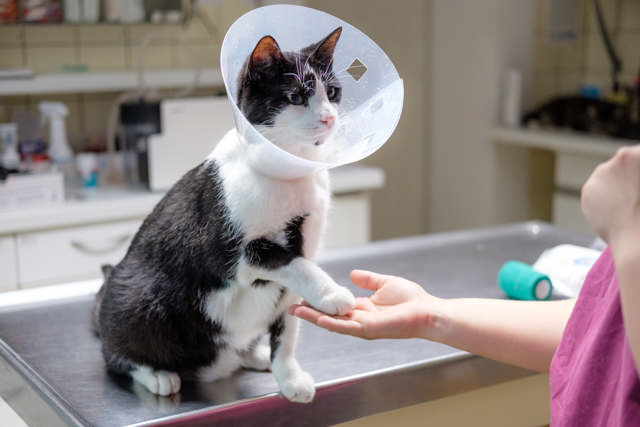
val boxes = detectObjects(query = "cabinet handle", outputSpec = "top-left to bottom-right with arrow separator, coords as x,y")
70,234 -> 132,255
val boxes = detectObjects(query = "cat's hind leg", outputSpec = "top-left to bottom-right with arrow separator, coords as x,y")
241,343 -> 271,371
131,366 -> 181,396
197,347 -> 244,381
103,348 -> 181,396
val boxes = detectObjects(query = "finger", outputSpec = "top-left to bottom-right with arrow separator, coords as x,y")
350,269 -> 393,291
315,315 -> 366,337
290,304 -> 368,337
290,304 -> 345,325
288,300 -> 312,315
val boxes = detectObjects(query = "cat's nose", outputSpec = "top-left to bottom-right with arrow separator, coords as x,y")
321,116 -> 335,129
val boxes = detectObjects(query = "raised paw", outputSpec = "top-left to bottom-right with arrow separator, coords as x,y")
316,286 -> 356,316
132,367 -> 181,396
279,369 -> 315,403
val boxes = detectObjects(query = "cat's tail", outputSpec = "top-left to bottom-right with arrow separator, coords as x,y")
91,264 -> 114,337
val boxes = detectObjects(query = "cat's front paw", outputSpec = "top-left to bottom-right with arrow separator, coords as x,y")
316,286 -> 356,316
279,369 -> 315,403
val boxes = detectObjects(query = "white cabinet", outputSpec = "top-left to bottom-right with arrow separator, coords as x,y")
0,236 -> 18,292
16,220 -> 141,288
326,194 -> 371,248
552,192 -> 590,235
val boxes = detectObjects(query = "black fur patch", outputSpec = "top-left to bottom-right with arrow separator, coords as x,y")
245,215 -> 306,270
269,316 -> 285,362
284,215 -> 306,257
95,160 -> 240,373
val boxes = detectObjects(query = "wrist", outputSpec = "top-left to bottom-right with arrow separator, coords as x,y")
608,221 -> 640,263
418,297 -> 452,343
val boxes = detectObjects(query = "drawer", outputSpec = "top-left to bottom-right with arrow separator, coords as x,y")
17,220 -> 142,288
0,235 -> 18,292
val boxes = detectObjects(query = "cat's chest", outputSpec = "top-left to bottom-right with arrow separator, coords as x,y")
222,168 -> 329,238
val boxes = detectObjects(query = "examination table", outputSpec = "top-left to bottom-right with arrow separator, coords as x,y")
0,222 -> 593,426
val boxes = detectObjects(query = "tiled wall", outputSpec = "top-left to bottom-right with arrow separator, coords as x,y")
532,0 -> 640,107
0,1 -> 253,150
528,0 -> 640,222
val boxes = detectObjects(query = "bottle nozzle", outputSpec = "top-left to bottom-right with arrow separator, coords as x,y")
38,102 -> 69,121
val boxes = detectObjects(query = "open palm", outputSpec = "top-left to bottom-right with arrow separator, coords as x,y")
289,270 -> 439,340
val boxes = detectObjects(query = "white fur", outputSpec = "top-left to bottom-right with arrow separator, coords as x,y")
131,366 -> 181,397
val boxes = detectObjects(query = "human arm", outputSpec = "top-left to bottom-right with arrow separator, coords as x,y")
580,145 -> 640,372
289,269 -> 575,372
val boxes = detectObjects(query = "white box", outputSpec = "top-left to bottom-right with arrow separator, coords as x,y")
0,172 -> 64,211
148,97 -> 234,191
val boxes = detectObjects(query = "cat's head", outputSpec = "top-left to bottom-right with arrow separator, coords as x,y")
237,27 -> 343,161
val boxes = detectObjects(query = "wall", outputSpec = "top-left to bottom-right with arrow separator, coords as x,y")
427,0 -> 536,232
533,0 -> 640,107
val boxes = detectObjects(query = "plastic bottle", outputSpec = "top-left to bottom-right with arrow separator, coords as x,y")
0,123 -> 20,169
39,102 -> 75,195
532,244 -> 602,297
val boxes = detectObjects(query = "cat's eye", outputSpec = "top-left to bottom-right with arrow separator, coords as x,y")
326,86 -> 339,101
287,92 -> 304,105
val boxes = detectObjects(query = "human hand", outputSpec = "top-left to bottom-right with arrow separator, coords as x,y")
288,270 -> 442,340
581,145 -> 640,248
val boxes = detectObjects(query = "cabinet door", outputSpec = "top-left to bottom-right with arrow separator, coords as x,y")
552,193 -> 593,235
325,194 -> 371,248
0,235 -> 18,291
17,220 -> 142,288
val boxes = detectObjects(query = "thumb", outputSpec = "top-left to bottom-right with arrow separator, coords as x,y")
350,269 -> 392,291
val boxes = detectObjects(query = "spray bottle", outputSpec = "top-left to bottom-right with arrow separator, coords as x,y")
39,102 -> 75,195
0,123 -> 20,170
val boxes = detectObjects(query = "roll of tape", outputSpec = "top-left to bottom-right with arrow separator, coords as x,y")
498,260 -> 552,301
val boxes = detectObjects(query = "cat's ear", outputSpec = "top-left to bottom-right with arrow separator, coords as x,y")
249,36 -> 283,72
312,27 -> 342,67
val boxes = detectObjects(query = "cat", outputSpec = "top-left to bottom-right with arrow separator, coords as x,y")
92,27 -> 355,403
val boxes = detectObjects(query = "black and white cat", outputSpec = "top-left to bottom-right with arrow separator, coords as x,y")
92,27 -> 355,403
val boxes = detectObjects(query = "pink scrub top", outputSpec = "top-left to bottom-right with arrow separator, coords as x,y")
550,247 -> 640,425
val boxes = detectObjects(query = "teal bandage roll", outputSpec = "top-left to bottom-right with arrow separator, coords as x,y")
498,260 -> 552,301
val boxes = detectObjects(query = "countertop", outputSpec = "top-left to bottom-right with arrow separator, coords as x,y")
0,165 -> 385,235
0,222 -> 594,427
490,126 -> 633,157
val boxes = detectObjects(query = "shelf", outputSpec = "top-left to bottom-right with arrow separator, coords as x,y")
491,126 -> 632,158
0,67 -> 223,96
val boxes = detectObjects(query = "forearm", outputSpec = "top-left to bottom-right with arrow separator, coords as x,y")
430,297 -> 576,372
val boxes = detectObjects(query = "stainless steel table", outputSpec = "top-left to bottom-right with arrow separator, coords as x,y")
0,222 -> 595,426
